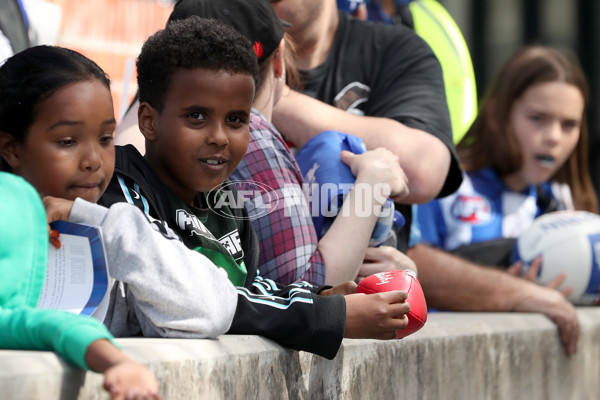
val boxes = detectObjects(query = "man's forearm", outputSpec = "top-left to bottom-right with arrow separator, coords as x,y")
272,90 -> 451,203
408,243 -> 535,311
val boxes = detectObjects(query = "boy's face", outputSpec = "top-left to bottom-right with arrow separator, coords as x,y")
7,81 -> 116,203
141,68 -> 254,205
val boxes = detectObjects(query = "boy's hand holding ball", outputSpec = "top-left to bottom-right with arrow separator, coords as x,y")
356,270 -> 427,338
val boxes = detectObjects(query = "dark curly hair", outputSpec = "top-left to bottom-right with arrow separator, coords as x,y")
0,45 -> 110,171
137,16 -> 259,112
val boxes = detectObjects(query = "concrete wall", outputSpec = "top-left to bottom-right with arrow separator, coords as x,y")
3,308 -> 600,400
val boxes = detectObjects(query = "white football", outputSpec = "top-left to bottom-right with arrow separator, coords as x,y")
513,210 -> 600,305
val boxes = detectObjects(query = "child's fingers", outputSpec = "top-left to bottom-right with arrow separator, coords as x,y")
363,246 -> 396,263
389,175 -> 410,200
389,296 -> 410,314
49,237 -> 61,249
42,196 -> 74,223
389,314 -> 409,330
124,388 -> 140,400
49,230 -> 61,249
321,281 -> 357,296
123,389 -> 161,400
103,382 -> 121,397
362,246 -> 417,275
339,150 -> 356,166
390,191 -> 409,203
381,290 -> 409,306
357,262 -> 387,278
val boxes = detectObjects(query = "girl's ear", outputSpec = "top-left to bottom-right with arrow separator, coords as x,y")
138,102 -> 158,142
0,132 -> 21,171
273,39 -> 286,82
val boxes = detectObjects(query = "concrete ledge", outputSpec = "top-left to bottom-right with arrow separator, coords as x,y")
3,308 -> 600,399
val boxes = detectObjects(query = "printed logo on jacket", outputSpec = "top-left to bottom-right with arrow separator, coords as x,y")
450,194 -> 492,224
175,209 -> 242,259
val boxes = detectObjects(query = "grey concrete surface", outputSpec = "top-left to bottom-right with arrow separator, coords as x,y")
2,308 -> 599,400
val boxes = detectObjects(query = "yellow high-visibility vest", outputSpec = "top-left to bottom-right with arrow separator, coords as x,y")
409,0 -> 478,144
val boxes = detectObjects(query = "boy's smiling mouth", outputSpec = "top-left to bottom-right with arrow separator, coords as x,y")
204,159 -> 225,165
198,157 -> 228,171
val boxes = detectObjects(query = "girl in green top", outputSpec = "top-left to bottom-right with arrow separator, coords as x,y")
0,172 -> 160,399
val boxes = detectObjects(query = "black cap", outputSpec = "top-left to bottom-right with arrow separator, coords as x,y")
169,0 -> 285,63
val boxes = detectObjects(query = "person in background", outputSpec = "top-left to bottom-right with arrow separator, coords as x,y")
269,0 -> 463,252
417,46 -> 598,254
413,46 -> 598,356
339,0 -> 478,146
330,0 -> 585,356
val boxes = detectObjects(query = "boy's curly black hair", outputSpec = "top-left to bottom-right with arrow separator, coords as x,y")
137,16 -> 259,112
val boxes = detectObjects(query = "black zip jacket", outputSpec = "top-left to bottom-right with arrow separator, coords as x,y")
98,145 -> 345,359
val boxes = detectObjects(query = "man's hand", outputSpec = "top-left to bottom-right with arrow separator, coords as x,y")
512,284 -> 579,355
410,243 -> 580,356
344,291 -> 410,339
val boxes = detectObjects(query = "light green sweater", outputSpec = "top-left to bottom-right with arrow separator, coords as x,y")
0,173 -> 113,369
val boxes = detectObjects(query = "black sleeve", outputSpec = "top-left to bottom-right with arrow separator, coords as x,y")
102,175 -> 346,358
228,287 -> 346,359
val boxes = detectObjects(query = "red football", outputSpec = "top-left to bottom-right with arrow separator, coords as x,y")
356,270 -> 427,338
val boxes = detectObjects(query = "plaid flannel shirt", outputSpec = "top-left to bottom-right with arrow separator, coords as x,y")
229,109 -> 325,286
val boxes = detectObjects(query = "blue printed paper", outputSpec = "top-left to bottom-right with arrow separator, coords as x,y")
37,221 -> 110,321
